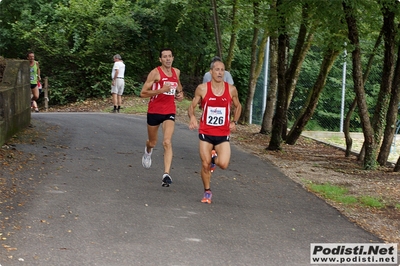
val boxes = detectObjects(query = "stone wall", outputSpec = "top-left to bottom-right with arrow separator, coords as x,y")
0,59 -> 31,146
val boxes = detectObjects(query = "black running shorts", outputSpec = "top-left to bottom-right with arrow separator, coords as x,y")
199,134 -> 230,146
147,113 -> 175,126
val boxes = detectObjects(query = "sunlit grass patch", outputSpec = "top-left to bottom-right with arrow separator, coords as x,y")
308,183 -> 358,205
307,182 -> 388,209
359,196 -> 385,208
121,105 -> 148,113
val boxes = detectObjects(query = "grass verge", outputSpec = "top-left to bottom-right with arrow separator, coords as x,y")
307,182 -> 386,208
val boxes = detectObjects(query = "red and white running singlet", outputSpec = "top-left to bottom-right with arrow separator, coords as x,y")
199,82 -> 232,136
148,66 -> 178,114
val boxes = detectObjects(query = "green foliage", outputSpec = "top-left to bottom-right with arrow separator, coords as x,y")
0,0 -> 392,143
0,0 -> 221,104
230,29 -> 252,103
303,119 -> 325,131
288,32 -> 384,132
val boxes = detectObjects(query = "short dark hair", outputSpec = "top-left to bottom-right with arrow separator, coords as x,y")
159,48 -> 173,58
210,56 -> 223,69
27,51 -> 34,57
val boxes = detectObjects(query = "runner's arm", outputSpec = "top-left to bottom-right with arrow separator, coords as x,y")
188,84 -> 205,130
230,85 -> 242,131
174,68 -> 184,102
140,68 -> 170,98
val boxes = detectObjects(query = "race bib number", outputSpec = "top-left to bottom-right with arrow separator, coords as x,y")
163,82 -> 178,95
206,107 -> 226,126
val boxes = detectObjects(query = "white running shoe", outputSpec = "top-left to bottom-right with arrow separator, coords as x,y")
142,147 -> 152,169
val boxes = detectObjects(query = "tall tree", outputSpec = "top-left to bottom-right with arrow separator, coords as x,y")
343,0 -> 377,169
225,0 -> 239,71
343,30 -> 383,157
241,1 -> 269,124
259,0 -> 278,135
268,0 -> 288,150
375,1 -> 398,166
284,3 -> 314,110
383,43 -> 400,170
286,48 -> 339,144
267,0 -> 318,148
369,0 -> 395,166
211,0 -> 223,58
260,35 -> 278,134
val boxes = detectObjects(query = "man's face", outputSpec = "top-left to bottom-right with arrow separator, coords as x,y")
211,61 -> 225,82
159,50 -> 174,67
27,53 -> 35,62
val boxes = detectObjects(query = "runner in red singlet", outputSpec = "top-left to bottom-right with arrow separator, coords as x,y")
188,59 -> 242,204
140,48 -> 184,187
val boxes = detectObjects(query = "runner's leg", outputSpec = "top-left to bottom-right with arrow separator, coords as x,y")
162,120 -> 175,174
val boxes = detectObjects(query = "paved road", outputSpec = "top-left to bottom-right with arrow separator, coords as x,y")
0,113 -> 389,265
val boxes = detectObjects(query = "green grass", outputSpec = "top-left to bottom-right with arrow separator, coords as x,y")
307,182 -> 385,208
106,98 -> 192,115
176,99 -> 192,110
121,105 -> 148,113
308,183 -> 357,204
326,136 -> 344,145
359,196 -> 385,208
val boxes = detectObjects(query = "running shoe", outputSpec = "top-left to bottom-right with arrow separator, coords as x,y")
210,150 -> 217,172
142,147 -> 152,169
162,173 -> 172,187
201,190 -> 212,204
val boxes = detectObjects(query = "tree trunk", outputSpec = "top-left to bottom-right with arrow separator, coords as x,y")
280,3 -> 314,140
375,5 -> 397,166
343,1 -> 377,169
343,30 -> 383,158
268,29 -> 288,150
394,156 -> 400,172
242,25 -> 258,123
211,0 -> 223,57
370,4 -> 395,166
241,2 -> 268,124
344,98 -> 356,157
379,35 -> 400,166
225,0 -> 238,71
260,35 -> 278,135
286,48 -> 339,145
285,4 -> 314,109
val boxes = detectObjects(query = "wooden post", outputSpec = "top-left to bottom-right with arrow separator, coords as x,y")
44,77 -> 49,111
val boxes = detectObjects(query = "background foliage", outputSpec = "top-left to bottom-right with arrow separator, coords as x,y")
0,0 -> 238,103
0,0 -> 392,132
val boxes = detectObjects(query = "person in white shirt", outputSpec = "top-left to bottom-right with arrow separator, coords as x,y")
111,54 -> 125,113
202,56 -> 234,85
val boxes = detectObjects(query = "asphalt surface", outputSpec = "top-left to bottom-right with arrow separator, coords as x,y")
0,113 -> 393,266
